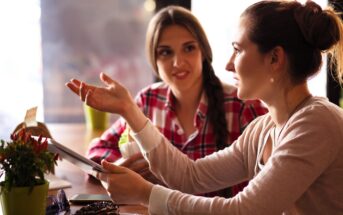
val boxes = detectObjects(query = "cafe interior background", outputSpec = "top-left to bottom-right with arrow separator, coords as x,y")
0,0 -> 341,139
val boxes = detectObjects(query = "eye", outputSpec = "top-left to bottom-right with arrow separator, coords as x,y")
184,44 -> 196,53
233,47 -> 241,54
157,48 -> 173,57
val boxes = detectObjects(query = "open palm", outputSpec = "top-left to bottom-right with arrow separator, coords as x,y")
66,73 -> 134,115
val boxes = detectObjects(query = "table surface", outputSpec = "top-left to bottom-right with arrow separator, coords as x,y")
47,123 -> 148,215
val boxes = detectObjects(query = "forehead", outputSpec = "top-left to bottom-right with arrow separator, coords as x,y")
158,24 -> 196,44
232,18 -> 251,46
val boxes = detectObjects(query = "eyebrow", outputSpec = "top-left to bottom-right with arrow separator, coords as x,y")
232,42 -> 238,47
184,40 -> 197,45
157,40 -> 198,48
156,45 -> 169,49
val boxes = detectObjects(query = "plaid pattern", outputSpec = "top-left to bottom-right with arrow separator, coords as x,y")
88,82 -> 267,197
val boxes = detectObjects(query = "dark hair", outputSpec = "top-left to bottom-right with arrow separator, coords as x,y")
241,0 -> 343,84
145,6 -> 228,149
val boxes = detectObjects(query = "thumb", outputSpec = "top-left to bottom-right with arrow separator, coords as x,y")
101,159 -> 127,174
100,72 -> 115,87
100,72 -> 125,90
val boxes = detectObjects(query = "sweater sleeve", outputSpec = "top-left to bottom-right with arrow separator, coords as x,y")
133,120 -> 260,214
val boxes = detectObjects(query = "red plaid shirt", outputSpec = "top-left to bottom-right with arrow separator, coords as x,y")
88,82 -> 267,197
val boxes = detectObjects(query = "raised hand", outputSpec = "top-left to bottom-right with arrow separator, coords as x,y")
65,73 -> 148,132
65,72 -> 133,116
96,160 -> 153,205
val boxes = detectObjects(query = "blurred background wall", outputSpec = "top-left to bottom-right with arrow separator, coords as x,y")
41,0 -> 154,123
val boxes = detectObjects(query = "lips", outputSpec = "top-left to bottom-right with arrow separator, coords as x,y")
172,70 -> 189,79
232,74 -> 239,81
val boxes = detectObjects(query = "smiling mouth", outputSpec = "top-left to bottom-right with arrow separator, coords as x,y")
173,71 -> 188,79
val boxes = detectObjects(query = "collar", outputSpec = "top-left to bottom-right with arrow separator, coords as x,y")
164,87 -> 176,112
164,87 -> 208,123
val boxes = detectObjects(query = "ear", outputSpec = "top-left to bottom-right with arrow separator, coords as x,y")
269,46 -> 286,69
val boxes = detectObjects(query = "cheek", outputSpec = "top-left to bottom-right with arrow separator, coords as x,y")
156,62 -> 172,83
156,61 -> 169,75
234,56 -> 244,75
192,54 -> 203,74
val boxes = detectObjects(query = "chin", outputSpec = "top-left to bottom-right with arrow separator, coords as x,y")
237,89 -> 247,100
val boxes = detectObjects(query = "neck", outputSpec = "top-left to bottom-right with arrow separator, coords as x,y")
267,83 -> 311,128
172,84 -> 203,113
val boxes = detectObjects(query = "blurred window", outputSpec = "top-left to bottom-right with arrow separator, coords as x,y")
41,0 -> 154,123
0,0 -> 43,139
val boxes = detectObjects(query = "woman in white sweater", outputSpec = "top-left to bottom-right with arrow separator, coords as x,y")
66,0 -> 343,214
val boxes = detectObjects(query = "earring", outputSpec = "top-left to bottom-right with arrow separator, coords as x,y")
270,77 -> 274,83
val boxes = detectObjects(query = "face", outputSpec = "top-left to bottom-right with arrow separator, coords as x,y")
156,25 -> 203,95
226,19 -> 272,100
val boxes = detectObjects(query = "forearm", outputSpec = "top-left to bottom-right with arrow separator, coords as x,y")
121,101 -> 148,133
132,121 -> 244,193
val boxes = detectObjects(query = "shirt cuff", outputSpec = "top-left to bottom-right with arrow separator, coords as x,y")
149,185 -> 172,215
131,120 -> 163,153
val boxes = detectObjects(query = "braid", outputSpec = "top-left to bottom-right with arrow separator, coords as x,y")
202,61 -> 229,150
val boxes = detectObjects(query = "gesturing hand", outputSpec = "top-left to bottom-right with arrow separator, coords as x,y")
96,160 -> 153,206
65,72 -> 134,116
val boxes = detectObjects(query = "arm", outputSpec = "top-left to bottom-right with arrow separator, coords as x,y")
88,89 -> 147,163
134,108 -> 340,214
66,74 -> 164,184
133,119 -> 255,195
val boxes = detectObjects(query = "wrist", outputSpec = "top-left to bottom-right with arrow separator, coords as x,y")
122,101 -> 148,133
140,182 -> 153,206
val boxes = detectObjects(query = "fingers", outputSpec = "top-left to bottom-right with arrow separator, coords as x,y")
100,72 -> 124,90
120,153 -> 144,168
66,79 -> 94,103
131,159 -> 149,173
93,170 -> 108,182
100,72 -> 114,87
102,159 -> 127,173
65,79 -> 88,99
65,79 -> 81,95
80,82 -> 86,101
95,160 -> 127,182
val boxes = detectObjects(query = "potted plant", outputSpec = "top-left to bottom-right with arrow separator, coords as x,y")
0,129 -> 58,215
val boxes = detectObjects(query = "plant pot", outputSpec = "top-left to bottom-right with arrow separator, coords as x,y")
0,181 -> 49,215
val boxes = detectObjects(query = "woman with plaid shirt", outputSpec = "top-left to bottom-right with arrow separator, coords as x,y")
86,6 -> 267,198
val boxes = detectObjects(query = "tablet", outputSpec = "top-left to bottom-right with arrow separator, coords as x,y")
33,137 -> 108,177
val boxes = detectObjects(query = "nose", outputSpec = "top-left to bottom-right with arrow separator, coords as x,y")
173,52 -> 185,68
225,54 -> 235,72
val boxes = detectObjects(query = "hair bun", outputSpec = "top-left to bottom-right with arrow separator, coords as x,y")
294,1 -> 340,51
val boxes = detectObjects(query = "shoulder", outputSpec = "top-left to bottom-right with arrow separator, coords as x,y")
294,97 -> 343,126
285,96 -> 343,149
